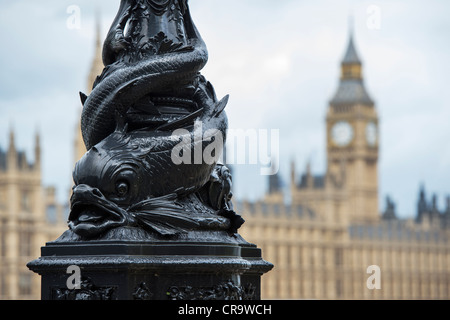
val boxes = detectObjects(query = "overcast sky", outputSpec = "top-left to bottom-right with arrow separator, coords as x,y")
1,0 -> 449,219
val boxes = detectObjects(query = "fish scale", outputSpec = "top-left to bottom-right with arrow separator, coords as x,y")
81,42 -> 207,150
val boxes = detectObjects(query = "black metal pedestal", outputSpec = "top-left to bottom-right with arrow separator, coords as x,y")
27,228 -> 272,300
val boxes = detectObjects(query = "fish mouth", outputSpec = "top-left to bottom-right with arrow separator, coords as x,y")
69,184 -> 130,238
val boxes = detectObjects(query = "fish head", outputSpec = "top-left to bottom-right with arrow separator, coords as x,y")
69,130 -> 152,238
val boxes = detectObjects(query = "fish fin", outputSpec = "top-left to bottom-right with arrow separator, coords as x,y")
132,99 -> 157,114
206,81 -> 218,100
213,95 -> 229,117
118,80 -> 138,95
156,108 -> 204,131
131,194 -> 200,236
114,109 -> 129,134
135,209 -> 200,229
133,207 -> 200,236
79,92 -> 88,106
113,78 -> 141,103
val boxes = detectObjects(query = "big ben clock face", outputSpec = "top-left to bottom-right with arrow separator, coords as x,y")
366,122 -> 378,146
331,121 -> 354,147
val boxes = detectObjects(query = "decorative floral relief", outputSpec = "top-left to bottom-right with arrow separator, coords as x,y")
167,281 -> 256,300
53,278 -> 116,300
132,282 -> 154,300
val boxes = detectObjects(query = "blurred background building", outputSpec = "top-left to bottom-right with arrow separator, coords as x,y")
0,129 -> 68,299
1,12 -> 449,300
238,29 -> 450,300
0,20 -> 103,301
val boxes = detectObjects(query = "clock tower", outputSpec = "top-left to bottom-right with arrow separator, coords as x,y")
326,30 -> 379,222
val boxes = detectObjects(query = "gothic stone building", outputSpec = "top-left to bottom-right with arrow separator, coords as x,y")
238,31 -> 450,300
0,131 -> 67,299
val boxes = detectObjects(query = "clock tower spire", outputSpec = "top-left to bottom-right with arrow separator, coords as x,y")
326,27 -> 379,223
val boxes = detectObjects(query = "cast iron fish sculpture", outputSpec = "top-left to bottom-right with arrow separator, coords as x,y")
69,0 -> 244,239
69,101 -> 234,239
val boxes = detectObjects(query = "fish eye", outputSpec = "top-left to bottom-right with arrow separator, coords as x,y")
116,181 -> 129,197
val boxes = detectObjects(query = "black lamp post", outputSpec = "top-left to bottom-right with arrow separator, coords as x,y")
28,0 -> 272,300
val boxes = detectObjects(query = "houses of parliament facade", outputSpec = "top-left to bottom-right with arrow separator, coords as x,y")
1,23 -> 449,300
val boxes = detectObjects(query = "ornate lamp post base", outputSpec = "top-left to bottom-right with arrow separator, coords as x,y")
28,228 -> 272,300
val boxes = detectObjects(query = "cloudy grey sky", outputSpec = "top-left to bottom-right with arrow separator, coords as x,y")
0,0 -> 449,219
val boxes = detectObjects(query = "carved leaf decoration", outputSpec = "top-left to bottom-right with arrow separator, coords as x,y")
53,278 -> 115,300
132,282 -> 153,300
150,31 -> 187,55
120,31 -> 193,64
166,280 -> 256,300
